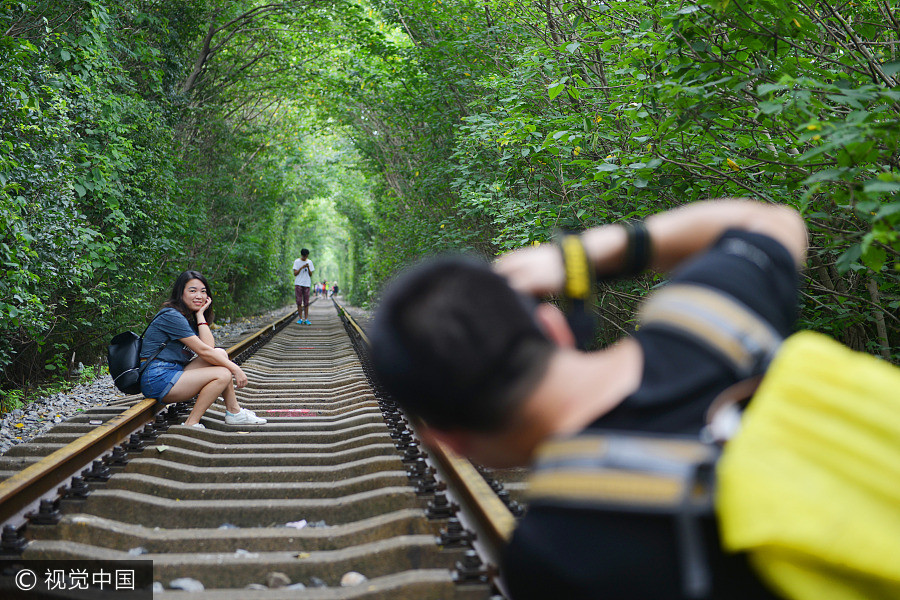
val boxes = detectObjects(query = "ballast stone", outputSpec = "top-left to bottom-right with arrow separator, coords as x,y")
169,577 -> 205,592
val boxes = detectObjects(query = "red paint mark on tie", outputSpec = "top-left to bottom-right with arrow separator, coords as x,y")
262,409 -> 319,417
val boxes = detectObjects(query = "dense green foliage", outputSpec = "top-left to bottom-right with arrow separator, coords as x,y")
0,0 -> 374,400
2,0 -> 898,403
2,1 -> 182,389
317,0 -> 899,358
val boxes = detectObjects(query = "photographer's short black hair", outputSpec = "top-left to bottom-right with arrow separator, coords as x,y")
371,255 -> 553,432
301,248 -> 310,257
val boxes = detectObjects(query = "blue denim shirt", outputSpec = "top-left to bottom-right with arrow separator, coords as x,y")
140,308 -> 197,364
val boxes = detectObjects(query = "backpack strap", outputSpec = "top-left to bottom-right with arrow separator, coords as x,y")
637,283 -> 783,379
528,433 -> 717,508
528,433 -> 719,598
137,309 -> 172,377
140,309 -> 169,337
137,339 -> 170,377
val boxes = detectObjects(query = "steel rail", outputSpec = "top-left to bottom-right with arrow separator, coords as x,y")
0,310 -> 297,525
332,299 -> 516,553
0,398 -> 159,524
333,300 -> 370,346
225,310 -> 299,362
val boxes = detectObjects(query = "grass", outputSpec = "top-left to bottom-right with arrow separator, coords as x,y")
0,364 -> 107,416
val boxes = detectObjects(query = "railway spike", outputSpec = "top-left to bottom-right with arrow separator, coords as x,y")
105,446 -> 129,468
28,499 -> 61,525
507,500 -> 526,518
138,424 -> 158,441
82,459 -> 111,482
425,491 -> 459,519
0,525 -> 27,556
402,446 -> 426,463
123,433 -> 145,452
59,475 -> 91,500
415,474 -> 444,496
453,549 -> 489,584
152,414 -> 169,432
439,517 -> 476,548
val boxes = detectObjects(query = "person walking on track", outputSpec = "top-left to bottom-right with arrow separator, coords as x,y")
293,248 -> 315,325
140,270 -> 268,428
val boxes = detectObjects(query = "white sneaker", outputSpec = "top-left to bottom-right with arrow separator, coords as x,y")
225,408 -> 267,425
189,422 -> 205,429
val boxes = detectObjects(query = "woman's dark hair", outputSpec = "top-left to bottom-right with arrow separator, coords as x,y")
163,270 -> 213,324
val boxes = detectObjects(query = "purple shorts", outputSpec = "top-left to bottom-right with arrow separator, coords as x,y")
295,285 -> 310,307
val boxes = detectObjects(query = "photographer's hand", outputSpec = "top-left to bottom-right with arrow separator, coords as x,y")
494,245 -> 566,297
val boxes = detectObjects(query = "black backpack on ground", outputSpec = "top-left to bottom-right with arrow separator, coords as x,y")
108,311 -> 170,395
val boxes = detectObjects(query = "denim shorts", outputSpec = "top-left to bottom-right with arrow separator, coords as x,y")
140,359 -> 185,401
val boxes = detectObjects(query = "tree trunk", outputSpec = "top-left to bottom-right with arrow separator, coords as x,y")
866,276 -> 891,359
181,22 -> 217,94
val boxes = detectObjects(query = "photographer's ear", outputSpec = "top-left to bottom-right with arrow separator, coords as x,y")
535,303 -> 576,349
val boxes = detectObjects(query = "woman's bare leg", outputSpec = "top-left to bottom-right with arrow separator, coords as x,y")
180,349 -> 241,413
164,350 -> 241,425
162,369 -> 228,425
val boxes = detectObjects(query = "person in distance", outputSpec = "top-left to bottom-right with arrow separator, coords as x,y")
370,198 -> 807,599
293,248 -> 315,324
139,270 -> 268,428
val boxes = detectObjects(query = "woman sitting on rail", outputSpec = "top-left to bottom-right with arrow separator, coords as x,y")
139,270 -> 268,428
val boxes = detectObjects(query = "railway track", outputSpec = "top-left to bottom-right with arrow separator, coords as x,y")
0,300 -> 524,598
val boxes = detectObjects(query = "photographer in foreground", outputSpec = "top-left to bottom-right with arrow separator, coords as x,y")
371,198 -> 806,599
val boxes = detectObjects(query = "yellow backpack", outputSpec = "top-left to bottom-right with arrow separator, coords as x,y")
639,284 -> 900,599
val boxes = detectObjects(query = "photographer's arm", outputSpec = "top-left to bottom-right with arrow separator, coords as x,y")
495,198 -> 807,296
